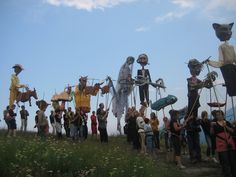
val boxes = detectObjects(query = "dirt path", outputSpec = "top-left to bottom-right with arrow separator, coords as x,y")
172,152 -> 222,177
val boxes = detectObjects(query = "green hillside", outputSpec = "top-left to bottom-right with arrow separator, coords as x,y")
0,131 -> 221,177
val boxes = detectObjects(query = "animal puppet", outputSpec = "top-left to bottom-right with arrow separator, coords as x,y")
208,23 -> 236,96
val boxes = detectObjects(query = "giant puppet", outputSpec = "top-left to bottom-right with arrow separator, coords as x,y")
208,23 -> 236,96
112,56 -> 135,132
136,53 -> 153,107
186,59 -> 203,119
9,64 -> 27,108
74,76 -> 91,113
185,59 -> 203,163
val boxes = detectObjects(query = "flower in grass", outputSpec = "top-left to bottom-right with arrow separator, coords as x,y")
47,170 -> 53,174
26,174 -> 33,177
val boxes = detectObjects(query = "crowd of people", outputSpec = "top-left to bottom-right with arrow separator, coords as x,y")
2,102 -> 236,176
2,102 -> 109,143
124,105 -> 236,176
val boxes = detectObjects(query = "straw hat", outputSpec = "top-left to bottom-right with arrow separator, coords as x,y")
12,64 -> 24,70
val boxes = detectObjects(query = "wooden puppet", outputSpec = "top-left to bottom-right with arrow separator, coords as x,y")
136,53 -> 152,107
9,64 -> 27,108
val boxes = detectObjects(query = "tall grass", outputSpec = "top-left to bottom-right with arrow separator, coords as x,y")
0,131 -> 185,177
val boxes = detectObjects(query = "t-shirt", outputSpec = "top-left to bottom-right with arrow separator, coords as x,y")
96,108 -> 107,129
170,119 -> 181,136
20,110 -> 29,120
144,124 -> 154,136
136,116 -> 145,133
213,121 -> 236,152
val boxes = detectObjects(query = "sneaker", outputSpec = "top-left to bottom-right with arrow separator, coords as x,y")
212,157 -> 218,163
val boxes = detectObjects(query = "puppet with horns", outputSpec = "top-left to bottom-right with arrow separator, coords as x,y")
74,76 -> 91,113
112,56 -> 135,133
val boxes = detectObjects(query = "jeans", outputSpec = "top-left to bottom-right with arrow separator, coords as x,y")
20,119 -> 27,132
70,124 -> 78,140
146,135 -> 154,153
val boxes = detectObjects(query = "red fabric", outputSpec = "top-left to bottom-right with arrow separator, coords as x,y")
216,132 -> 236,152
90,115 -> 97,134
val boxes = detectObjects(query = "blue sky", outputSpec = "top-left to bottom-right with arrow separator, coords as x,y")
0,0 -> 236,134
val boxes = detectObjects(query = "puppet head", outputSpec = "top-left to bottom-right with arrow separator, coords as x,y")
137,53 -> 148,67
12,64 -> 23,75
188,59 -> 203,76
126,56 -> 135,65
213,23 -> 234,42
36,100 -> 50,111
79,76 -> 88,91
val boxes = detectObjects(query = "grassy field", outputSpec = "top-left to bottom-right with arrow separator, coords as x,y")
0,130 -> 220,177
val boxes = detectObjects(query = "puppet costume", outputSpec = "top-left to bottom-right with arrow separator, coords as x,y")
136,54 -> 152,106
208,23 -> 236,96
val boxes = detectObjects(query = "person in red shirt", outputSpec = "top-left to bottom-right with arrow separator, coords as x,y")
90,111 -> 97,138
212,110 -> 236,177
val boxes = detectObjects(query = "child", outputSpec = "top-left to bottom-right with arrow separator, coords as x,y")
144,118 -> 154,154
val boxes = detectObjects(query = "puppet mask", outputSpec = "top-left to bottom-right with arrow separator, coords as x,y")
213,23 -> 234,42
137,53 -> 148,67
188,59 -> 203,76
126,56 -> 135,65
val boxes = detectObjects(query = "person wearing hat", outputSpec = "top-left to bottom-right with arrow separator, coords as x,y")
136,53 -> 152,107
9,64 -> 26,107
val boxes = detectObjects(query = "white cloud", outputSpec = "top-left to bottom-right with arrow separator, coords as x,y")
171,0 -> 196,8
135,26 -> 149,32
45,0 -> 136,11
155,11 -> 187,23
206,0 -> 236,11
171,0 -> 236,11
168,0 -> 236,22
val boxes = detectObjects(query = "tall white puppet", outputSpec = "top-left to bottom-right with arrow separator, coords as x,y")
112,56 -> 135,134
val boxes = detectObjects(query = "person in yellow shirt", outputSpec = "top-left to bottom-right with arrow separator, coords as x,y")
9,64 -> 26,108
150,112 -> 160,150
